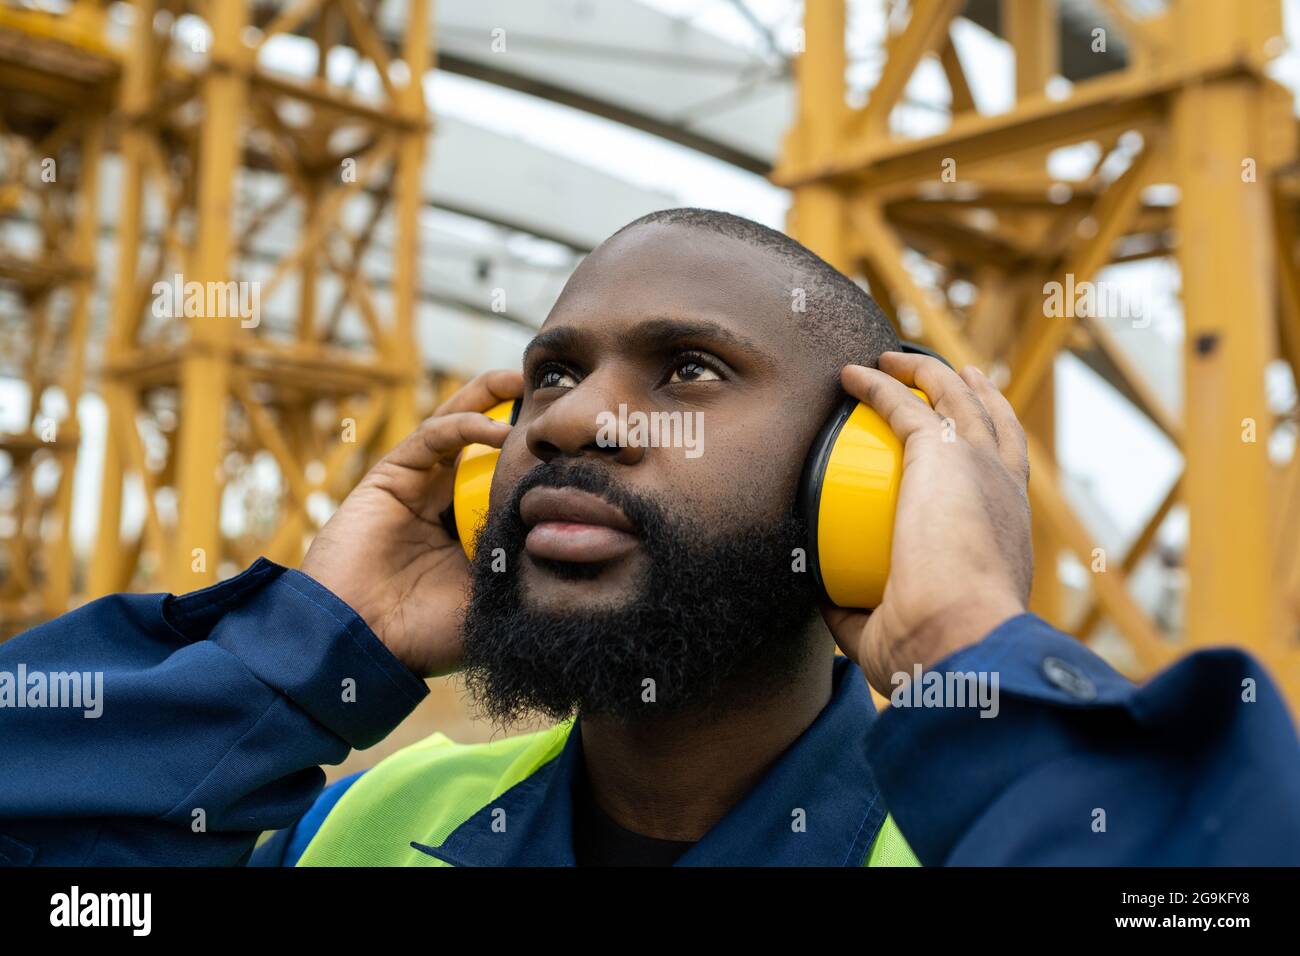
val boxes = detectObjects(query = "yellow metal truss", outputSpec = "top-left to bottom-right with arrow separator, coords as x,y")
87,0 -> 432,597
0,1 -> 114,638
775,0 -> 1300,709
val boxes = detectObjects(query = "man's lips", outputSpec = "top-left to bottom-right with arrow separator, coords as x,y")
519,486 -> 639,563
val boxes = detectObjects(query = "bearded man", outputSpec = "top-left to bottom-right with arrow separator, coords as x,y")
3,209 -> 1298,867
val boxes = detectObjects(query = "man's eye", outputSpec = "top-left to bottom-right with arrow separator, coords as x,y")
535,365 -> 578,389
668,357 -> 723,384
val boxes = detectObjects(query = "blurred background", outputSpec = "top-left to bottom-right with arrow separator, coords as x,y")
1,0 -> 1298,774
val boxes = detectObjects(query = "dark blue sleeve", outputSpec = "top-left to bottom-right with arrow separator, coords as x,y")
866,613 -> 1300,865
0,558 -> 428,866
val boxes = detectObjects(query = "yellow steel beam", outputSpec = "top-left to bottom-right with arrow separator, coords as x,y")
1004,0 -> 1064,625
851,199 -> 984,369
1077,317 -> 1183,446
257,136 -> 397,303
44,119 -> 103,613
1005,139 -> 1159,410
0,2 -> 113,621
1171,0 -> 1286,674
254,0 -> 327,51
90,0 -> 160,599
1096,0 -> 1170,68
1278,447 -> 1300,591
298,177 -> 320,343
1005,0 -> 1056,99
324,238 -> 390,349
964,267 -> 1032,360
1077,477 -> 1183,640
852,0 -> 963,138
784,0 -> 849,271
171,0 -> 247,592
383,0 -> 431,451
937,33 -> 974,115
88,0 -> 430,602
1272,184 -> 1300,389
1173,151 -> 1282,635
337,0 -> 399,104
1025,430 -> 1174,671
774,64 -> 1167,191
1024,380 -> 1062,621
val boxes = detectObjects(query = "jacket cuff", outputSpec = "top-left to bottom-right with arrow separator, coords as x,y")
165,557 -> 429,749
864,613 -> 1136,864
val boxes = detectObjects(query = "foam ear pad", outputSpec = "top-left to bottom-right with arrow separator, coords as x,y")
450,398 -> 520,560
799,389 -> 930,609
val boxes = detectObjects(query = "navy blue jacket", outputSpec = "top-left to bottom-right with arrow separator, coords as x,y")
1,557 -> 1297,865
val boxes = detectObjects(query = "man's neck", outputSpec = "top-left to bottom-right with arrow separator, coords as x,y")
577,637 -> 835,843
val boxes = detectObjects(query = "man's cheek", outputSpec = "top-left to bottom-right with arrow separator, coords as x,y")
674,462 -> 796,530
488,460 -> 525,517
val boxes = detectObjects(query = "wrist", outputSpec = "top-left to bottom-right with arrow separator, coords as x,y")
890,592 -> 1025,675
298,559 -> 389,651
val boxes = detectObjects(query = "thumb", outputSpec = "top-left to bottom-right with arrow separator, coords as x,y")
820,603 -> 869,667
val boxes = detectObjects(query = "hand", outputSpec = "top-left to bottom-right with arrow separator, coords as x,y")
299,369 -> 523,678
821,351 -> 1033,695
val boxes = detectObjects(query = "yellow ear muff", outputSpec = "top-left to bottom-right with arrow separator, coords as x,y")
451,398 -> 520,561
800,388 -> 930,609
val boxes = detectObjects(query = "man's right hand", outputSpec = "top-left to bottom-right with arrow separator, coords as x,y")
299,369 -> 524,678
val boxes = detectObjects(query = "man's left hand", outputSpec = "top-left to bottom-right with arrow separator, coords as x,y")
822,351 -> 1034,696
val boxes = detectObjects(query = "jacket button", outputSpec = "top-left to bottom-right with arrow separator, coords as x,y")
1041,656 -> 1097,701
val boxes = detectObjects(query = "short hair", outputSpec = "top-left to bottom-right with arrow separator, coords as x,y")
611,207 -> 900,370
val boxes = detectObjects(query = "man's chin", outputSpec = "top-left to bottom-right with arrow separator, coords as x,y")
517,549 -> 647,613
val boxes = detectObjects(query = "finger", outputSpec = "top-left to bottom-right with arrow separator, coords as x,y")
820,604 -> 866,662
434,368 -> 525,417
966,365 -> 1030,483
841,364 -> 943,443
384,411 -> 512,472
878,351 -> 999,450
957,364 -> 1003,449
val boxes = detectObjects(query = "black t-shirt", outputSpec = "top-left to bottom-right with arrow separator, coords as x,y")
571,772 -> 696,867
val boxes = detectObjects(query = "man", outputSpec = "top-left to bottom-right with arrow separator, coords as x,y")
2,208 -> 1298,866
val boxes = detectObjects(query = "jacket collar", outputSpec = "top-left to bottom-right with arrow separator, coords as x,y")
415,656 -> 886,866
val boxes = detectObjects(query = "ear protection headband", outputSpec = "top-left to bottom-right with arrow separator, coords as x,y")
449,343 -> 945,609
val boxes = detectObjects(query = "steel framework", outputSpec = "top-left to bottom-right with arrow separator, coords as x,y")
776,0 -> 1300,708
87,0 -> 431,597
0,1 -> 114,637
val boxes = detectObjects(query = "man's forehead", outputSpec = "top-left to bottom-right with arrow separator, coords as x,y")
539,222 -> 801,343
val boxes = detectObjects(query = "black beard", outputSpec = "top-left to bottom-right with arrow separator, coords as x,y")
458,459 -> 821,727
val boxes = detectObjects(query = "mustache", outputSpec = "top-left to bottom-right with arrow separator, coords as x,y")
500,459 -> 663,538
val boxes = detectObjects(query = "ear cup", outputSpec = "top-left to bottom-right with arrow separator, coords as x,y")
800,389 -> 930,609
451,399 -> 520,561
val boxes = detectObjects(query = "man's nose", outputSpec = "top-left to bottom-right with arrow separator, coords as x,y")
524,380 -> 645,466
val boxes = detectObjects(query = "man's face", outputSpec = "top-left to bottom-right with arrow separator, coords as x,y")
459,223 -> 841,723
